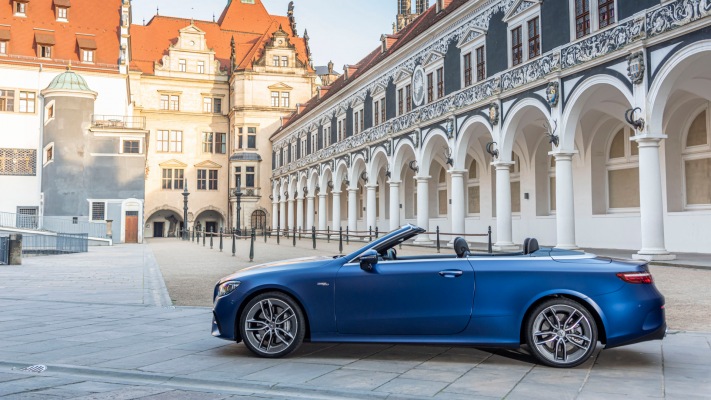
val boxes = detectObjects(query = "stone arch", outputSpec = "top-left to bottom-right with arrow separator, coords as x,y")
454,114 -> 493,170
500,97 -> 552,160
420,129 -> 450,176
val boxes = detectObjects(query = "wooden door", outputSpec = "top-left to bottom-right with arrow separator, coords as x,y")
125,212 -> 139,243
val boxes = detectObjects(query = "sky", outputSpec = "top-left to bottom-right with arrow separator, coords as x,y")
131,0 -> 399,69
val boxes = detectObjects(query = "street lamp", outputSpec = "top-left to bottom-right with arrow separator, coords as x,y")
234,176 -> 242,236
182,179 -> 190,240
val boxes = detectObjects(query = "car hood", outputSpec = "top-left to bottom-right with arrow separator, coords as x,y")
218,256 -> 336,282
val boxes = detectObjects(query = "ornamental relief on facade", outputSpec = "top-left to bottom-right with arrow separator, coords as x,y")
647,0 -> 711,38
500,53 -> 561,91
561,18 -> 645,69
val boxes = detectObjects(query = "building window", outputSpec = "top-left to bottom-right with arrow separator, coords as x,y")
398,88 -> 404,115
528,17 -> 541,59
19,91 -> 35,113
324,126 -> 331,147
475,46 -> 486,82
122,140 -> 140,154
300,137 -> 306,158
281,92 -> 290,108
45,102 -> 55,122
598,0 -> 615,29
234,166 -> 241,187
247,127 -> 257,149
197,61 -> 205,74
169,95 -> 179,110
427,73 -> 434,103
156,130 -> 182,153
575,0 -> 591,38
43,143 -> 54,165
607,127 -> 639,210
311,131 -> 318,153
162,168 -> 184,190
271,91 -> 279,107
0,148 -> 36,176
511,152 -> 521,213
82,49 -> 94,63
338,118 -> 345,140
197,169 -> 218,190
202,132 -> 226,154
436,67 -> 444,99
463,53 -> 472,87
0,41 -> 7,54
0,89 -> 15,112
160,94 -> 179,111
91,202 -> 106,221
511,26 -> 523,66
179,59 -> 186,72
683,108 -> 711,208
38,45 -> 52,59
15,1 -> 26,15
203,97 -> 222,114
57,6 -> 68,21
281,56 -> 288,67
272,55 -> 279,66
246,166 -> 255,188
374,98 -> 383,126
467,159 -> 480,214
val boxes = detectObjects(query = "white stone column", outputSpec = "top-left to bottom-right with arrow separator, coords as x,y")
553,152 -> 578,249
389,181 -> 401,232
278,199 -> 286,231
632,135 -> 675,260
287,198 -> 295,231
271,201 -> 278,230
366,185 -> 377,232
318,194 -> 328,231
306,195 -> 315,229
449,170 -> 466,244
332,191 -> 342,231
347,188 -> 358,234
414,176 -> 432,244
494,162 -> 517,250
296,197 -> 304,231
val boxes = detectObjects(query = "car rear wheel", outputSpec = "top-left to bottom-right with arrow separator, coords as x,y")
240,292 -> 305,358
526,298 -> 597,368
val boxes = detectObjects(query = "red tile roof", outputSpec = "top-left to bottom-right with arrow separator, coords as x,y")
0,0 -> 122,70
274,0 -> 469,136
130,0 -> 311,75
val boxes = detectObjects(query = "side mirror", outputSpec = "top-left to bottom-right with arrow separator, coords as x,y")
359,249 -> 379,272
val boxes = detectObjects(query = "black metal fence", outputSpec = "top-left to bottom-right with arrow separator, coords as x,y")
0,236 -> 8,264
22,233 -> 89,256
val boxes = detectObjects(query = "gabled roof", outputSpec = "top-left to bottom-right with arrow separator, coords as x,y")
274,0 -> 469,136
130,0 -> 311,75
0,0 -> 122,69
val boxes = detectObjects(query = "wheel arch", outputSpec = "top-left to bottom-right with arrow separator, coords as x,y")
518,291 -> 608,346
233,286 -> 313,343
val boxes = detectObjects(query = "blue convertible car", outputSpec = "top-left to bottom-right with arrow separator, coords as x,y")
212,225 -> 666,368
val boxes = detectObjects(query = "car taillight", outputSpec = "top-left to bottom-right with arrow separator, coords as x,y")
616,272 -> 653,284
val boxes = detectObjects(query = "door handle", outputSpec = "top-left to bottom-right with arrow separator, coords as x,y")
439,270 -> 463,278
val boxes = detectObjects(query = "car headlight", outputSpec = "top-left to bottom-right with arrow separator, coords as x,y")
217,281 -> 241,298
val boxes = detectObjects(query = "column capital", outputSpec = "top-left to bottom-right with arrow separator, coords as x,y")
631,133 -> 668,145
548,150 -> 579,161
306,194 -> 315,200
348,187 -> 359,193
415,175 -> 431,182
318,193 -> 328,199
448,169 -> 467,177
332,191 -> 342,196
366,184 -> 378,190
492,161 -> 515,169
388,180 -> 401,186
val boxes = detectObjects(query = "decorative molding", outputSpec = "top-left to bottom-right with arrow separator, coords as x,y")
500,53 -> 560,92
488,103 -> 500,126
626,51 -> 645,85
646,0 -> 711,38
546,81 -> 559,108
561,17 -> 645,69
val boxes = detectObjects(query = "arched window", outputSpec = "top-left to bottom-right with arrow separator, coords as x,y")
467,158 -> 480,214
251,210 -> 267,230
438,167 -> 448,216
607,127 -> 639,211
511,152 -> 521,213
683,108 -> 711,208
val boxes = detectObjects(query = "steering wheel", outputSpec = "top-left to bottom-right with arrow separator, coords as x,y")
386,248 -> 397,261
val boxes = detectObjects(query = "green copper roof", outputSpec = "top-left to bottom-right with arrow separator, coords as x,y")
46,68 -> 93,92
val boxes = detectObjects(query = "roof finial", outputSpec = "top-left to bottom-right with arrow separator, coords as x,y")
156,5 -> 159,15
67,60 -> 72,71
213,13 -> 216,22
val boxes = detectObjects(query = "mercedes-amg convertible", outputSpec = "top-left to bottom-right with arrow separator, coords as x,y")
211,225 -> 666,368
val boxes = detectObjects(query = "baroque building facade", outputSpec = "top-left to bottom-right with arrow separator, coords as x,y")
270,0 -> 711,259
129,0 -> 316,237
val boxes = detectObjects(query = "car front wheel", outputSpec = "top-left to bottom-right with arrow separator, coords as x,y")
526,298 -> 598,368
240,292 -> 305,358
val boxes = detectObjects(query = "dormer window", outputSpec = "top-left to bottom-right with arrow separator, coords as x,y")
82,49 -> 93,63
56,7 -> 68,21
14,1 -> 28,16
77,37 -> 96,63
35,32 -> 55,59
0,41 -> 7,55
0,29 -> 9,54
38,44 -> 52,58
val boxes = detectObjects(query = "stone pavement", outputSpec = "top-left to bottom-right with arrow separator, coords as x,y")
0,243 -> 710,399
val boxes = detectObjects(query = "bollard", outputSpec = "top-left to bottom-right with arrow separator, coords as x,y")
312,226 -> 316,249
293,227 -> 296,247
369,226 -> 372,242
346,226 -> 349,245
210,228 -> 214,249
8,234 -> 22,265
299,227 -> 302,241
375,227 -> 379,239
327,227 -> 330,243
196,229 -> 200,244
286,226 -> 289,239
264,227 -> 268,243
219,228 -> 223,252
436,226 -> 441,253
277,225 -> 280,244
232,229 -> 236,257
249,231 -> 255,262
339,227 -> 343,254
488,226 -> 493,254
203,228 -> 206,247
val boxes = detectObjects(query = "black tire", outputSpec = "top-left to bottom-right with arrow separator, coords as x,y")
240,292 -> 305,358
525,298 -> 598,368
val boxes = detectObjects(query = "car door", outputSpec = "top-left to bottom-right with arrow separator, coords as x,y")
335,257 -> 475,335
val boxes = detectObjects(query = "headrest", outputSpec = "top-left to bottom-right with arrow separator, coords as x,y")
453,237 -> 470,258
524,238 -> 540,255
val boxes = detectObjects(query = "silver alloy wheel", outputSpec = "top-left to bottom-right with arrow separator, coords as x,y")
531,304 -> 594,365
243,297 -> 298,355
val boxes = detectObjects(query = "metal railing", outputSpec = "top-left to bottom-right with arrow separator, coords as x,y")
0,211 -> 107,239
22,233 -> 88,256
91,115 -> 146,130
0,236 -> 8,264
